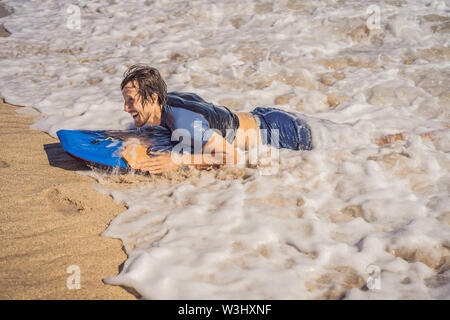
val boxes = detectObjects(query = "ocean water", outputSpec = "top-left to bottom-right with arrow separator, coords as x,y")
0,0 -> 449,299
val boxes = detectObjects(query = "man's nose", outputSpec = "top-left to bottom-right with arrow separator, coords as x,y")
124,103 -> 130,112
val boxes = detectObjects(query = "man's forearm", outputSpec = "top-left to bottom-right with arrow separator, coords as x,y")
174,150 -> 241,169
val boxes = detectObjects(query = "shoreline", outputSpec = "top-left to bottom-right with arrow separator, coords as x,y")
0,99 -> 135,299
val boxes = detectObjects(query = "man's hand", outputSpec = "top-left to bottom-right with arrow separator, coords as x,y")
137,151 -> 182,174
121,142 -> 182,174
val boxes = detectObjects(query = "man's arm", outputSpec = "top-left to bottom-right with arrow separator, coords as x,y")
122,132 -> 242,174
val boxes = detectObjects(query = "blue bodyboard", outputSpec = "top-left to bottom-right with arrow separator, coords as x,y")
56,126 -> 176,169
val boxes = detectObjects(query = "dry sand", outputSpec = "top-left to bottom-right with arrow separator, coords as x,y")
0,99 -> 135,299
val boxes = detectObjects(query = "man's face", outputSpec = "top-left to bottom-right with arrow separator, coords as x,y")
122,82 -> 149,127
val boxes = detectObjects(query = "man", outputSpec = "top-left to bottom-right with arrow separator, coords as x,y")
121,64 -> 435,174
121,64 -> 312,174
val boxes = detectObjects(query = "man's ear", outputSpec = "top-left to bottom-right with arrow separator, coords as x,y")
151,92 -> 159,105
142,93 -> 157,110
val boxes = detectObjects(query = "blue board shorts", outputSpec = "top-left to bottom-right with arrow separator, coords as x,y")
250,107 -> 312,151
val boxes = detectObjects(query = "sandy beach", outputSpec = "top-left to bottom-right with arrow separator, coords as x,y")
0,98 -> 134,299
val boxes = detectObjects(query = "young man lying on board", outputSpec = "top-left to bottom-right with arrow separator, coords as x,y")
120,64 -> 435,174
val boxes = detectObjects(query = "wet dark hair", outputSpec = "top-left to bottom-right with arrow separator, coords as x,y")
121,64 -> 167,108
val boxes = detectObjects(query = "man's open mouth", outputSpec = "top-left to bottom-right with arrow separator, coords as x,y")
131,112 -> 139,119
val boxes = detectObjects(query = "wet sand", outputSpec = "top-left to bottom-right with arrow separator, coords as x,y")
0,99 -> 135,299
0,2 -> 11,37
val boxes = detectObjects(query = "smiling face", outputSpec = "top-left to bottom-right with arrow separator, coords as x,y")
122,81 -> 161,127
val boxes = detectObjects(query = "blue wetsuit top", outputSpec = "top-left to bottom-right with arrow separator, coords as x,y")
160,92 -> 240,148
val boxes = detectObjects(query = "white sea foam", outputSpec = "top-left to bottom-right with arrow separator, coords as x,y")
0,0 -> 449,299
